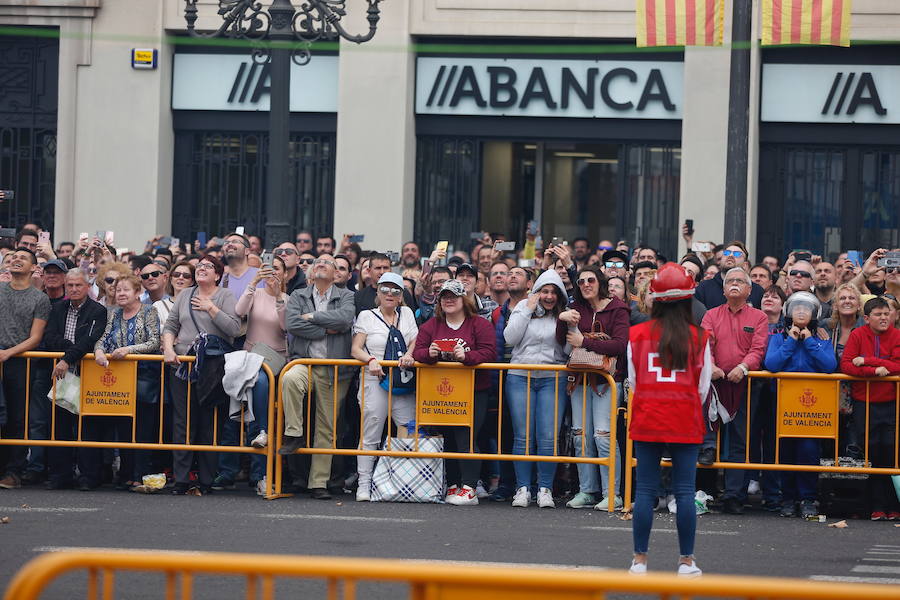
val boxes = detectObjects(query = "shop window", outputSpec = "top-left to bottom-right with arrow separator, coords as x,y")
621,146 -> 681,259
860,150 -> 900,250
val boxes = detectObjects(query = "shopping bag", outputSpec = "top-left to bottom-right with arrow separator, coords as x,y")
47,371 -> 80,415
370,436 -> 444,503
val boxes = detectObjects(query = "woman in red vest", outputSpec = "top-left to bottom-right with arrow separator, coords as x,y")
627,263 -> 712,577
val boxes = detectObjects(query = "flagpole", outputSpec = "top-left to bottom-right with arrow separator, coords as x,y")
723,0 -> 753,244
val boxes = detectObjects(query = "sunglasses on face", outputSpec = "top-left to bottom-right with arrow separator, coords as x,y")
299,258 -> 315,265
104,277 -> 117,284
577,276 -> 598,286
379,286 -> 403,296
789,270 -> 813,278
723,250 -> 744,258
274,248 -> 298,256
604,261 -> 625,268
171,272 -> 193,280
140,271 -> 163,280
314,258 -> 335,266
887,267 -> 900,274
297,238 -> 312,244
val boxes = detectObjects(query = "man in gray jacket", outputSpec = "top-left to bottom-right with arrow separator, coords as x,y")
278,254 -> 355,499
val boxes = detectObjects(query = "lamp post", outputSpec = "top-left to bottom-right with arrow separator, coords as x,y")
184,0 -> 382,246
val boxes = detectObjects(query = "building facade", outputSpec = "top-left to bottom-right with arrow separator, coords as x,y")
1,0 -> 898,260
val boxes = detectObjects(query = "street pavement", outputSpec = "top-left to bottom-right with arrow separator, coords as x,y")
1,485 -> 898,599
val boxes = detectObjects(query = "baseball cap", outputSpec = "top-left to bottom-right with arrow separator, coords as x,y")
602,250 -> 629,265
42,259 -> 69,273
377,272 -> 404,288
455,263 -> 478,277
438,279 -> 466,297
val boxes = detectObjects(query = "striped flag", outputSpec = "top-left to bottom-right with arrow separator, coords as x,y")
762,0 -> 852,47
635,0 -> 725,47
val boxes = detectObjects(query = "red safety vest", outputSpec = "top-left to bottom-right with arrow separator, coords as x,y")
628,320 -> 708,444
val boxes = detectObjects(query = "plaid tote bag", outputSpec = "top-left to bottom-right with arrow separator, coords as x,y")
370,436 -> 444,503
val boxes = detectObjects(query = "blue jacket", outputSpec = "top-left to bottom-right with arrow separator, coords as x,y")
764,333 -> 837,374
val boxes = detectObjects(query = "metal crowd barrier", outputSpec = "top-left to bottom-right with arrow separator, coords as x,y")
272,359 -> 619,508
5,550 -> 897,600
0,352 -> 277,498
622,370 -> 900,510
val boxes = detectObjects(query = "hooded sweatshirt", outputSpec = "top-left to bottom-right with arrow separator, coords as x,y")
504,270 -> 568,378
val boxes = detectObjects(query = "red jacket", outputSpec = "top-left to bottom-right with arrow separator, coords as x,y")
839,325 -> 900,403
627,321 -> 711,444
413,315 -> 497,391
555,297 -> 630,381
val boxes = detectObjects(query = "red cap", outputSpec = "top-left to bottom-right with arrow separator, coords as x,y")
649,263 -> 696,302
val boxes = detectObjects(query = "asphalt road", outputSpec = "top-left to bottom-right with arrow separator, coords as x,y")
1,485 -> 898,599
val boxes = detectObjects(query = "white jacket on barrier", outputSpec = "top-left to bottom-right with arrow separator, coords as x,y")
224,350 -> 264,423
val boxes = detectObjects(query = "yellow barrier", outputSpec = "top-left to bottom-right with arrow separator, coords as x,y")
5,550 -> 897,600
0,352 -> 277,498
273,359 -> 620,507
622,370 -> 900,510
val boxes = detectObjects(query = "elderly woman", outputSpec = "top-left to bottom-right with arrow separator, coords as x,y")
503,269 -> 568,508
558,265 -> 630,511
413,279 -> 496,506
94,262 -> 130,307
234,255 -> 289,494
91,275 -> 161,489
162,255 -> 241,495
350,272 -> 418,502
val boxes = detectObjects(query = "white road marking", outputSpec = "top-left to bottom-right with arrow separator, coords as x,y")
852,565 -> 900,575
862,558 -> 900,562
810,575 -> 900,585
873,544 -> 900,548
582,526 -> 738,536
33,547 -> 205,554
0,507 -> 99,513
252,514 -> 425,524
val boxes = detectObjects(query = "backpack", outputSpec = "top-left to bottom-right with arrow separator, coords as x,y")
368,309 -> 416,395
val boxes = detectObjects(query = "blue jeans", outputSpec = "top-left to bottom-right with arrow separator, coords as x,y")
217,369 -> 270,484
633,441 -> 700,557
571,382 -> 622,497
506,374 -> 566,490
779,438 -> 819,503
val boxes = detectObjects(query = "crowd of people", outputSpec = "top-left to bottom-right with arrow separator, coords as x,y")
0,224 -> 897,527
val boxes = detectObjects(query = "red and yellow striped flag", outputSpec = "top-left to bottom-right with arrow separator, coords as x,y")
635,0 -> 725,47
762,0 -> 852,47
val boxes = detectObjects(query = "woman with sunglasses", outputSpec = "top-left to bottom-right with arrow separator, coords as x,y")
557,265 -> 630,511
234,256 -> 290,495
350,273 -> 418,501
93,275 -> 161,490
413,279 -> 496,506
162,255 -> 241,495
94,262 -> 130,307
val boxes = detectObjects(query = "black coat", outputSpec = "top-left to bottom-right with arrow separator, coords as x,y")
42,298 -> 108,366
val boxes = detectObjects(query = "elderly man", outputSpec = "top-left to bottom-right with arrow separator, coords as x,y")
41,270 -> 108,489
695,241 -> 765,310
699,267 -> 768,514
140,261 -> 170,305
278,254 -> 355,499
780,260 -> 815,295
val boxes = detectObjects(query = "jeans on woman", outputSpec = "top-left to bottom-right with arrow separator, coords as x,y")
571,382 -> 622,498
633,441 -> 700,557
506,374 -> 566,490
356,377 -> 416,490
218,367 -> 271,484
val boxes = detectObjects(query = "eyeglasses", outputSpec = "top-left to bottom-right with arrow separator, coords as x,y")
196,263 -> 215,271
274,248 -> 298,256
140,271 -> 163,280
171,272 -> 193,280
103,277 -> 117,284
577,276 -> 598,286
225,237 -> 249,248
604,261 -> 625,268
378,286 -> 403,296
313,258 -> 335,266
723,250 -> 744,258
299,258 -> 315,265
724,278 -> 749,286
789,270 -> 813,279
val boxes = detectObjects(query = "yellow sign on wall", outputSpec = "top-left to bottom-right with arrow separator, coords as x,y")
80,360 -> 137,417
416,367 -> 475,427
777,378 -> 839,439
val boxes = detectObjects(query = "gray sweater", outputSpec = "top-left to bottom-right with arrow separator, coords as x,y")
163,287 -> 241,355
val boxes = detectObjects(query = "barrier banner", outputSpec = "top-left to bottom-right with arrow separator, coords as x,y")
777,379 -> 839,439
80,360 -> 137,417
416,368 -> 474,427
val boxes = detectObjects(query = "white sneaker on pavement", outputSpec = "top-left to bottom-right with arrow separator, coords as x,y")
593,495 -> 624,511
565,492 -> 596,508
445,485 -> 458,503
356,486 -> 371,502
677,560 -> 702,578
536,487 -> 555,508
628,560 -> 647,575
256,478 -> 267,497
447,485 -> 479,506
475,480 -> 490,499
511,486 -> 531,507
251,430 -> 268,448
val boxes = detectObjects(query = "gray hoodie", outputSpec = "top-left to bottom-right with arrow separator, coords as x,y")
504,270 -> 569,378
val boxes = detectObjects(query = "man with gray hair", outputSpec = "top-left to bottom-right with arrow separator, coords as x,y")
699,267 -> 768,514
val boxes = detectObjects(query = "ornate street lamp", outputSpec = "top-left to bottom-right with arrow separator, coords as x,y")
184,0 -> 383,246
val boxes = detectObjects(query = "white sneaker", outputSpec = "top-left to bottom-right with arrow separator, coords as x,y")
537,487 -> 555,509
594,496 -> 624,511
747,479 -> 760,495
566,492 -> 596,509
677,560 -> 702,578
511,486 -> 531,507
447,485 -> 479,506
256,478 -> 267,497
475,480 -> 490,499
445,484 -> 459,503
356,486 -> 371,502
251,430 -> 268,448
628,560 -> 647,575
